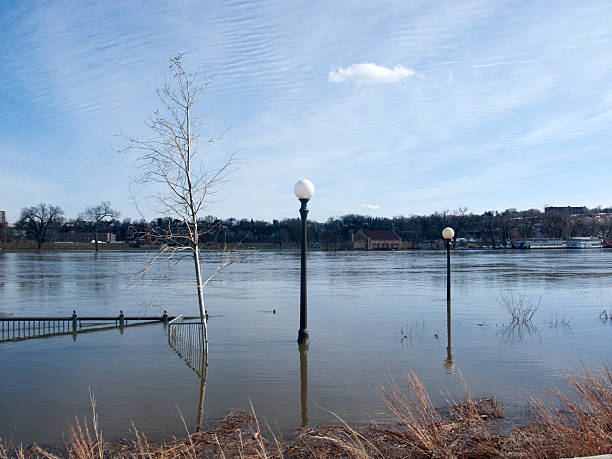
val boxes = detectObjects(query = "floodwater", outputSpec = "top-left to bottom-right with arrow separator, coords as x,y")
1,249 -> 612,446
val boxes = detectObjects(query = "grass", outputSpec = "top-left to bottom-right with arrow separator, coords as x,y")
3,366 -> 612,458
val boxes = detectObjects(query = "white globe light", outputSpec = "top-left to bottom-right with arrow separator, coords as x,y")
294,179 -> 315,200
442,227 -> 455,240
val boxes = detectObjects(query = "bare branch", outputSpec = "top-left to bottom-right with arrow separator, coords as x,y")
119,55 -> 243,353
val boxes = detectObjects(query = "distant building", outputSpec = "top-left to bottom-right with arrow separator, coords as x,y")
352,229 -> 402,250
544,206 -> 587,215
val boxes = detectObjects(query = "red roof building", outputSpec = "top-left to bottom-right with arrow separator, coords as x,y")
352,229 -> 402,250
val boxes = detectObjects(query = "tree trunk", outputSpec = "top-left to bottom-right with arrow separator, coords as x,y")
489,229 -> 496,249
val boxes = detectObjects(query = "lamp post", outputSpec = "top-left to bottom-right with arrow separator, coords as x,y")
294,179 -> 315,343
442,227 -> 454,302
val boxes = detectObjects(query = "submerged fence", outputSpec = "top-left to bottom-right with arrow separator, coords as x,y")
1,317 -> 74,341
0,312 -> 171,342
168,315 -> 206,377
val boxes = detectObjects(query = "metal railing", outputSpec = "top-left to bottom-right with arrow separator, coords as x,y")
0,311 -> 173,343
0,318 -> 74,341
168,315 -> 206,377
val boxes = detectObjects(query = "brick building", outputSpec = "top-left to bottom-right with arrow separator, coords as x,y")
351,229 -> 402,250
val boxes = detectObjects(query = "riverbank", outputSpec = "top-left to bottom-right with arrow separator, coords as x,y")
2,366 -> 611,458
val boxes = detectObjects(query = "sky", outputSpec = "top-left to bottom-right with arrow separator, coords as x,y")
1,0 -> 612,223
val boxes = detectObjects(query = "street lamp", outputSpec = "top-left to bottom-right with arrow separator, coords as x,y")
442,227 -> 454,301
294,179 -> 315,343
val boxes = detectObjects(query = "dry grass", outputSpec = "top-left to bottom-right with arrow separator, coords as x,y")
505,365 -> 612,458
4,366 -> 612,458
378,371 -> 452,457
377,372 -> 504,458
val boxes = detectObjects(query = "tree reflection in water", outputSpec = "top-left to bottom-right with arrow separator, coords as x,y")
167,320 -> 208,431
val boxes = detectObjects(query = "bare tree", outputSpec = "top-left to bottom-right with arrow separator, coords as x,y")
542,210 -> 567,239
120,56 -> 238,353
449,207 -> 469,244
81,201 -> 120,251
518,209 -> 541,239
18,203 -> 64,251
483,211 -> 499,248
598,215 -> 612,241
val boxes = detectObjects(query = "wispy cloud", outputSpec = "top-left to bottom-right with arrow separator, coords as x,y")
469,60 -> 533,69
361,203 -> 381,210
2,1 -> 612,220
328,63 -> 416,85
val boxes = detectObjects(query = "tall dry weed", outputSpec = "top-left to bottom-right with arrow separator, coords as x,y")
378,371 -> 506,458
378,371 -> 455,458
508,365 -> 612,458
64,390 -> 105,459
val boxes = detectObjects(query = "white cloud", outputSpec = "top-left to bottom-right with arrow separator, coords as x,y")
328,63 -> 416,85
361,203 -> 381,210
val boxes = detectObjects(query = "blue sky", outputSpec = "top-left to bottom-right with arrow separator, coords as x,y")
2,1 -> 612,223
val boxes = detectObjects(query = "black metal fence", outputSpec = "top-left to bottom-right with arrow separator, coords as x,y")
0,312 -> 172,343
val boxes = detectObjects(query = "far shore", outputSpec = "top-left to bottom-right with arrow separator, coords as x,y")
3,242 -> 610,253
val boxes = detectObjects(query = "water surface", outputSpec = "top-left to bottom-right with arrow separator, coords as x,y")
1,249 -> 611,445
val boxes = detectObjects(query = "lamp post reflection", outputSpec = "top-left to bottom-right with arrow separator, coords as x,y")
298,341 -> 309,427
444,299 -> 455,373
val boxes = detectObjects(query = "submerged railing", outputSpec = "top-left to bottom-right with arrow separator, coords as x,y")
168,315 -> 206,377
0,311 -> 173,343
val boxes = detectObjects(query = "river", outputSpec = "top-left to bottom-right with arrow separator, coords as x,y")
1,249 -> 611,445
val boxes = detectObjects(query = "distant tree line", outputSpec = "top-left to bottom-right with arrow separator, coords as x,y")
12,203 -> 612,250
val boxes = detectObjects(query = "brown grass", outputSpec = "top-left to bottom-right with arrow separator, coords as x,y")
504,365 -> 612,458
3,366 -> 612,458
377,371 -> 504,458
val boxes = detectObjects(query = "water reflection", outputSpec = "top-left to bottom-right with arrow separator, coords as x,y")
167,320 -> 208,431
196,350 -> 208,432
444,299 -> 454,374
498,321 -> 541,344
298,341 -> 308,427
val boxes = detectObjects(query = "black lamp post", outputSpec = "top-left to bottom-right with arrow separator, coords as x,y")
294,179 -> 315,344
442,227 -> 454,302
